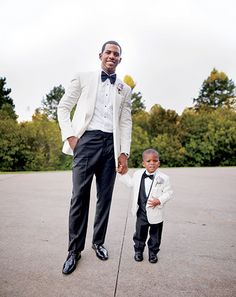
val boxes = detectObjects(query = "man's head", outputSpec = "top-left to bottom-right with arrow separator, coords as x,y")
142,149 -> 160,174
99,40 -> 122,74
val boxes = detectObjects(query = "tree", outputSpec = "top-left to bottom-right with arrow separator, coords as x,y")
193,68 -> 236,110
131,91 -> 146,115
0,118 -> 20,171
148,104 -> 179,137
42,85 -> 65,121
179,107 -> 236,166
129,125 -> 150,168
151,134 -> 186,167
0,77 -> 17,120
123,74 -> 146,114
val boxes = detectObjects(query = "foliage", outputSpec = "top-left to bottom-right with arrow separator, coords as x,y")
131,92 -> 146,115
128,125 -> 150,168
0,110 -> 72,171
151,134 -> 186,167
1,72 -> 236,171
0,77 -> 17,120
148,104 -> 179,137
123,75 -> 145,115
41,85 -> 65,121
193,68 -> 236,110
179,108 -> 236,166
0,118 -> 23,171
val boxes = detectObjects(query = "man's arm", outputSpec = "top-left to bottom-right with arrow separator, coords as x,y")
57,76 -> 81,142
118,86 -> 132,174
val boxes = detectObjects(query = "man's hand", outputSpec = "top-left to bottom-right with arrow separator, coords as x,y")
147,198 -> 161,208
117,153 -> 128,175
67,136 -> 78,150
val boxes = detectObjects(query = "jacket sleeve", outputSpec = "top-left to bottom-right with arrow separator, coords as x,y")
57,75 -> 82,141
158,177 -> 173,206
119,86 -> 132,155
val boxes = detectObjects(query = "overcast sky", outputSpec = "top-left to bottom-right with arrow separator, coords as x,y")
1,0 -> 236,121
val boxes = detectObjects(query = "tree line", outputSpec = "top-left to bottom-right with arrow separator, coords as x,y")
0,69 -> 235,171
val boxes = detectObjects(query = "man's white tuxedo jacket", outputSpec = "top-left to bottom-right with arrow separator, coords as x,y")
57,71 -> 132,166
119,169 -> 173,224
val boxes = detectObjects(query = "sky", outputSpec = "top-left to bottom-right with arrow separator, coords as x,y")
1,0 -> 236,121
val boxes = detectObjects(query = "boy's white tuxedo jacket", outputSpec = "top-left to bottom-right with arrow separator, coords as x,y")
120,169 -> 173,224
57,71 -> 132,167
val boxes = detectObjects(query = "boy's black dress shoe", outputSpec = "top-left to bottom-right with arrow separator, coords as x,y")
92,244 -> 108,260
134,252 -> 143,262
62,252 -> 81,275
149,254 -> 158,263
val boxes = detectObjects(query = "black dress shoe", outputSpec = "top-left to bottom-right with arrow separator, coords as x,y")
92,244 -> 108,260
134,251 -> 143,262
149,254 -> 158,264
62,252 -> 81,275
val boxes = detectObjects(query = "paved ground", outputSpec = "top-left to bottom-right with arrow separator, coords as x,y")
0,167 -> 236,297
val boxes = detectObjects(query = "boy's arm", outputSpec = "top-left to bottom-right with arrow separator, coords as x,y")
148,177 -> 173,207
158,177 -> 173,205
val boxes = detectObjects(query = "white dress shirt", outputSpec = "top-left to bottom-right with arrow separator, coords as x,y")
87,73 -> 115,133
144,170 -> 156,197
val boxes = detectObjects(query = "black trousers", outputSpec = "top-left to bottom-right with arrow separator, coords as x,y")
68,130 -> 116,252
133,210 -> 163,255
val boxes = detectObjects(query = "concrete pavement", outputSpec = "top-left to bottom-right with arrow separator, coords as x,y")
0,168 -> 236,297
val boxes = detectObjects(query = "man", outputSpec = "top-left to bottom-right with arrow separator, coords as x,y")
57,40 -> 132,275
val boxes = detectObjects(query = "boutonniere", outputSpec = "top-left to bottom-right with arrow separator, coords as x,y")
117,83 -> 124,94
154,176 -> 164,186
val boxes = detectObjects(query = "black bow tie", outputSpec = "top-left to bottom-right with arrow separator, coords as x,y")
143,172 -> 154,180
101,71 -> 116,84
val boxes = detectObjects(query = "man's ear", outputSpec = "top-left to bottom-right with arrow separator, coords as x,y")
99,53 -> 102,60
118,57 -> 122,64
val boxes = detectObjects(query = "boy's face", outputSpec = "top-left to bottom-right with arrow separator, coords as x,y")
142,152 -> 160,174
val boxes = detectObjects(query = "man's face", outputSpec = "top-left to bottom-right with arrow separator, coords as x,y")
142,153 -> 160,174
99,43 -> 121,74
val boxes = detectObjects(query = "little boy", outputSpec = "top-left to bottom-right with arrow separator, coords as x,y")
119,149 -> 173,263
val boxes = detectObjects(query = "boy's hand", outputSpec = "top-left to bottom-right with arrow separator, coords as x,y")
147,198 -> 161,208
117,153 -> 128,175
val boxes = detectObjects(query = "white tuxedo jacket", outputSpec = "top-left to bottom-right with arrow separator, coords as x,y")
57,71 -> 132,166
119,169 -> 173,224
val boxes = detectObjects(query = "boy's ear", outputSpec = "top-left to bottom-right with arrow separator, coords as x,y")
142,161 -> 145,167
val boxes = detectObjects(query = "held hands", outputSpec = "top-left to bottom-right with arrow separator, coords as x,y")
147,198 -> 161,208
117,153 -> 128,175
67,136 -> 78,150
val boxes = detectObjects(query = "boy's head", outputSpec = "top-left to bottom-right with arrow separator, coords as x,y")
142,149 -> 160,174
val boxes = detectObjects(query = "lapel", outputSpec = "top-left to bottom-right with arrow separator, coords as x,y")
134,169 -> 145,200
112,79 -> 124,126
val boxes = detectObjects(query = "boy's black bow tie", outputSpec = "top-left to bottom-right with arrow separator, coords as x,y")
143,172 -> 154,180
101,71 -> 116,84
